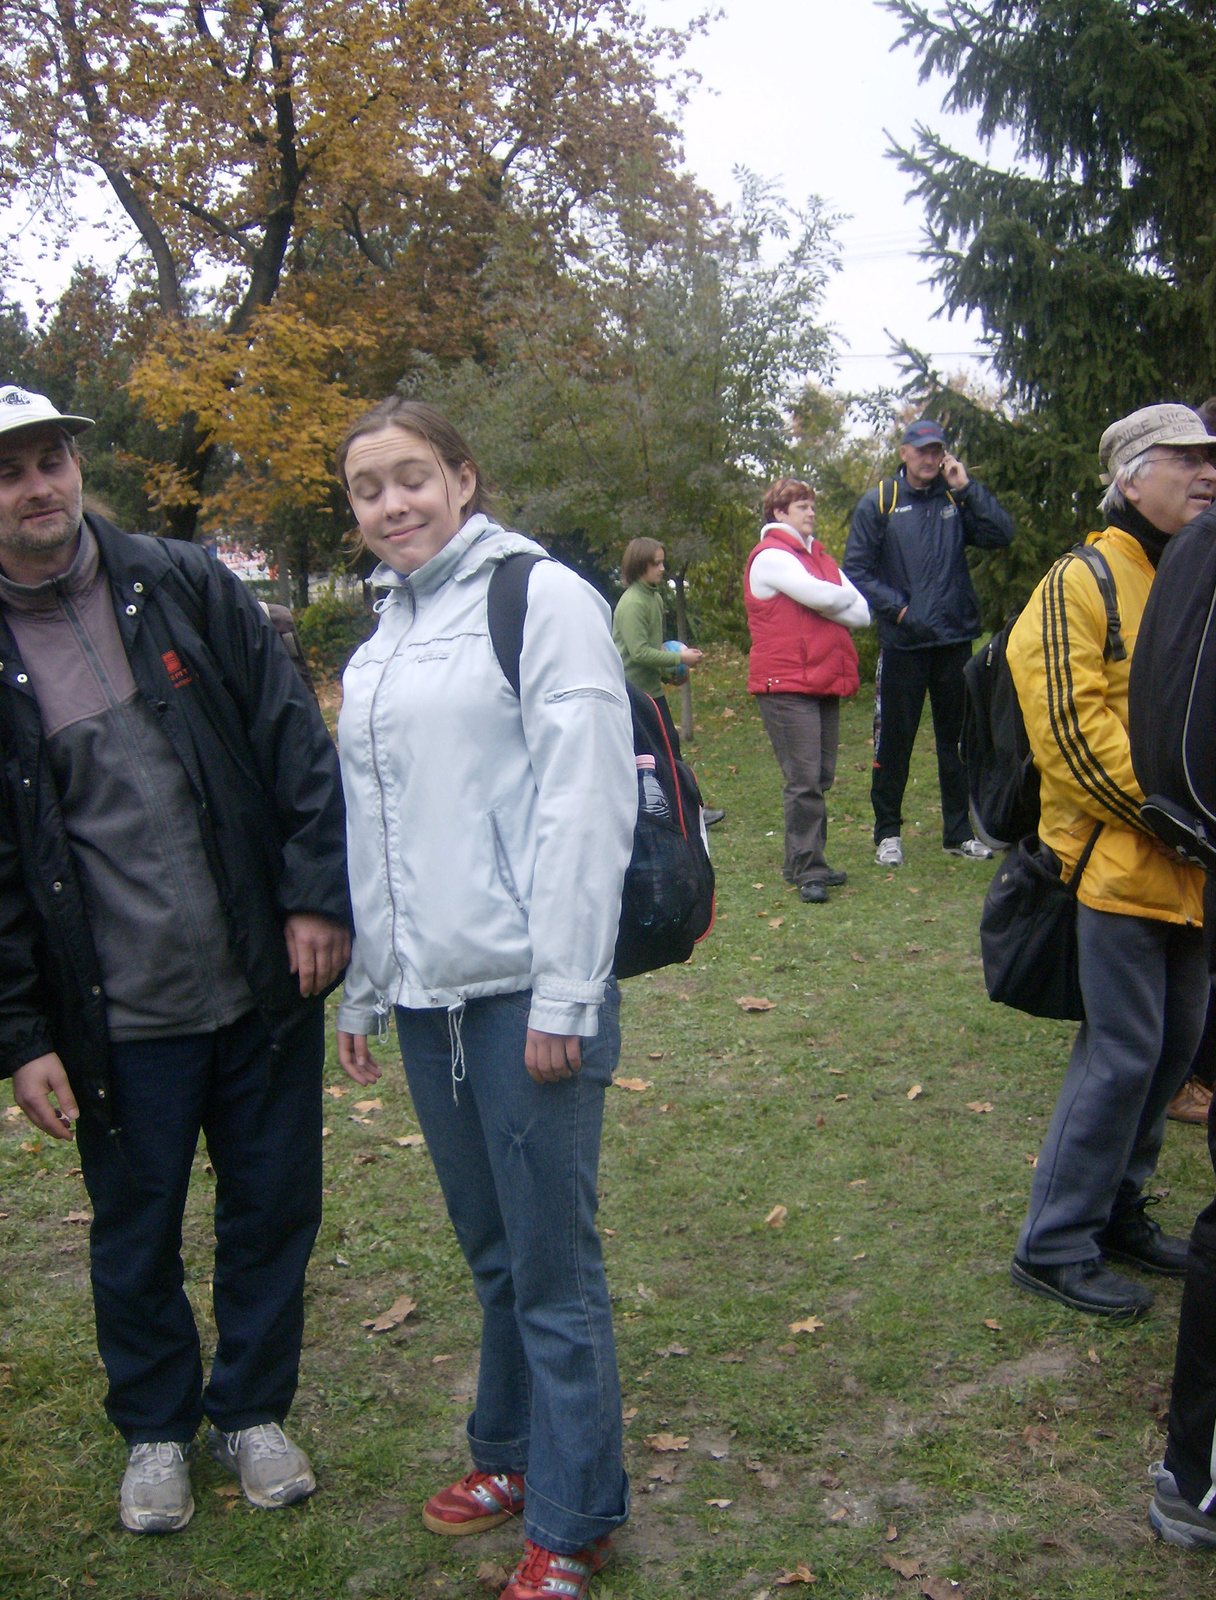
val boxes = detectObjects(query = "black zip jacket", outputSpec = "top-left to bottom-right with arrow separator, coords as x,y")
0,516 -> 351,1127
843,469 -> 1014,651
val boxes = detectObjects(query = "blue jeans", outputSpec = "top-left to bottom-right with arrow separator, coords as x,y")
395,985 -> 628,1554
75,1006 -> 323,1443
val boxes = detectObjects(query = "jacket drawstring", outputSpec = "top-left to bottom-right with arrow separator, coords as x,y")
447,1000 -> 467,1104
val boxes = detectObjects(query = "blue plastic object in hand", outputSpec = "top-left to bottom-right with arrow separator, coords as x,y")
663,639 -> 688,683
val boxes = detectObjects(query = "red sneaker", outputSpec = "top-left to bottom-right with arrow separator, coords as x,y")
501,1536 -> 612,1598
421,1469 -> 525,1535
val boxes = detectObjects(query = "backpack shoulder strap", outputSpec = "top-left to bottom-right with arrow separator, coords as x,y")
877,477 -> 898,519
1069,543 -> 1128,662
486,551 -> 550,697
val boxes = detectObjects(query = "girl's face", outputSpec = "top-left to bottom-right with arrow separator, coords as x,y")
781,496 -> 816,539
345,426 -> 477,574
643,550 -> 666,585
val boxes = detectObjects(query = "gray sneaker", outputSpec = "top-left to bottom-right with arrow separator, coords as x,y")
1149,1461 -> 1216,1549
944,838 -> 994,860
120,1440 -> 194,1533
875,836 -> 903,867
209,1422 -> 316,1509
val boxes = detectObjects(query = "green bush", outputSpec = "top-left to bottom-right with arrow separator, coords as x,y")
296,593 -> 378,679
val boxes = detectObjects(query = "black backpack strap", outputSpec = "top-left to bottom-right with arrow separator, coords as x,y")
486,551 -> 549,697
877,477 -> 898,521
1070,543 -> 1127,662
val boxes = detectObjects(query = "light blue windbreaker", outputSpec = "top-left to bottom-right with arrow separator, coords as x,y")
335,515 -> 636,1039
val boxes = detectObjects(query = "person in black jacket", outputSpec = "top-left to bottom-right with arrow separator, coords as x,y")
844,418 -> 1014,867
0,386 -> 351,1533
1128,500 -> 1216,1551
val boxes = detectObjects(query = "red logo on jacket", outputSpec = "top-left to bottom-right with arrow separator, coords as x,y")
162,649 -> 195,689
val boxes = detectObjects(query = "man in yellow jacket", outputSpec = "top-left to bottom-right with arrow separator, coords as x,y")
1008,404 -> 1214,1318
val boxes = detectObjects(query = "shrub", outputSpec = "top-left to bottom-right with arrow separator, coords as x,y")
297,593 -> 378,679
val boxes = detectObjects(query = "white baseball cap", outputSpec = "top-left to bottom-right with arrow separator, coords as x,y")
0,386 -> 94,441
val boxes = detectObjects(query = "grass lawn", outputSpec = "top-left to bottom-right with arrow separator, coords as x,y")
2,646 -> 1212,1600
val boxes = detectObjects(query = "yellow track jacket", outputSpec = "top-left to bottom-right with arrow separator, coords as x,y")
1007,525 -> 1202,926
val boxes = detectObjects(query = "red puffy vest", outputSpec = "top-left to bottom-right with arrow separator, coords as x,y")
744,526 -> 861,698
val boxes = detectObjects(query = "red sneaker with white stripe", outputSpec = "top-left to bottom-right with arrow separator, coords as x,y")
501,1536 -> 612,1598
421,1469 -> 525,1535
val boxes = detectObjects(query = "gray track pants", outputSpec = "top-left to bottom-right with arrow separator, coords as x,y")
1018,903 -> 1208,1265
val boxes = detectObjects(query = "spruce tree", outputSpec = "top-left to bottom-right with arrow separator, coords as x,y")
885,0 -> 1216,614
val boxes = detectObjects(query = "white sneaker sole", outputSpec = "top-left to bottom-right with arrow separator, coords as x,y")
120,1493 -> 195,1533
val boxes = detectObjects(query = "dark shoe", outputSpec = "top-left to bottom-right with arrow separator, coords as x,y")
824,868 -> 848,887
1149,1462 -> 1216,1550
800,882 -> 829,903
1010,1255 -> 1154,1318
702,807 -> 725,827
1098,1196 -> 1190,1277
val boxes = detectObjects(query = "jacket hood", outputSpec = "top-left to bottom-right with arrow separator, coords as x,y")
369,514 -> 547,598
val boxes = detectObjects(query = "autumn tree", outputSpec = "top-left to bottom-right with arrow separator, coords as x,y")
1,0 -> 694,538
885,0 -> 1216,591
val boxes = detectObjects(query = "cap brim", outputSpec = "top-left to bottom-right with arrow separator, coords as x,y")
0,412 -> 94,439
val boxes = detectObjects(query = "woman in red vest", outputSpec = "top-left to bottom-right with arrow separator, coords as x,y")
745,479 -> 870,903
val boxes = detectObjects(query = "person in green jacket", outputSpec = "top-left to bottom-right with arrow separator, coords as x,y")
612,537 -> 724,824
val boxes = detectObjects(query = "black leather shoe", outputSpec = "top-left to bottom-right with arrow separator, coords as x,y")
1097,1197 -> 1190,1277
1010,1255 -> 1154,1318
824,869 -> 848,887
702,808 -> 726,827
800,882 -> 829,903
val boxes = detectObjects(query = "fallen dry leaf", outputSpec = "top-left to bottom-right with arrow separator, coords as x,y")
705,1497 -> 733,1509
719,1352 -> 746,1363
769,917 -> 785,928
814,1113 -> 826,1129
906,944 -> 925,954
826,1066 -> 845,1075
477,1561 -> 511,1592
819,1473 -> 840,1490
648,1051 -> 664,1060
848,1178 -> 868,1187
613,1077 -> 652,1092
323,1085 -> 348,1098
752,881 -> 764,889
353,1152 -> 377,1165
852,1252 -> 867,1261
1088,1347 -> 1101,1366
647,1460 -> 677,1483
850,952 -> 866,964
882,1553 -> 925,1579
966,1100 -> 994,1114
61,1210 -> 90,1224
777,1342 -> 798,1355
756,1468 -> 782,1490
655,1342 -> 690,1358
982,1319 -> 1002,1331
885,1523 -> 899,1542
213,1483 -> 241,1498
765,1204 -> 788,1228
1024,1153 -> 1038,1166
709,1446 -> 729,1459
20,1140 -> 38,1153
775,1563 -> 818,1586
1023,1423 -> 1058,1446
920,1579 -> 961,1600
4,1104 -> 23,1120
645,1432 -> 690,1453
828,1506 -> 849,1522
834,1093 -> 849,1102
349,1115 -> 373,1125
721,706 -> 736,718
432,1354 -> 454,1363
361,1294 -> 417,1332
907,1084 -> 923,1100
736,995 -> 776,1012
789,1316 -> 824,1335
321,1127 -> 331,1138
622,1406 -> 638,1423
353,1097 -> 383,1113
0,1364 -> 12,1386
394,1133 -> 425,1147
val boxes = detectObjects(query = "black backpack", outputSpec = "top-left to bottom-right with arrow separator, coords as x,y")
961,543 -> 1125,850
487,552 -> 715,979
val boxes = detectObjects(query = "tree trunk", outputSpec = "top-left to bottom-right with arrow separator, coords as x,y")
673,570 -> 694,742
274,545 -> 291,608
292,532 -> 311,610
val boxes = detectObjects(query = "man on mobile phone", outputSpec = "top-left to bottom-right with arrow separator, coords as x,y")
844,418 -> 1014,867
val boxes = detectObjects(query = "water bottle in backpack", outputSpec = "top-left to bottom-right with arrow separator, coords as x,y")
636,754 -> 670,821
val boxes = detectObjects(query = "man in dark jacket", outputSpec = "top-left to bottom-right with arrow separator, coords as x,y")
844,418 -> 1014,866
0,387 -> 351,1533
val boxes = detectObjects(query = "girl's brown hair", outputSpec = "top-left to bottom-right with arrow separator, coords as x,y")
762,477 -> 816,523
621,537 -> 665,586
336,396 -> 492,516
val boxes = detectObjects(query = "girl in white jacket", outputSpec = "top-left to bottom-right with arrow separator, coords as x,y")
335,399 -> 635,1599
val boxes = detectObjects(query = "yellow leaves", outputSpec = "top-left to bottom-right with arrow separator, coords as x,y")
789,1316 -> 824,1335
644,1432 -> 689,1452
982,1319 -> 1002,1331
769,917 -> 785,929
4,1104 -> 24,1120
613,1077 -> 652,1092
907,1084 -> 923,1100
324,1085 -> 348,1098
705,1497 -> 732,1509
966,1100 -> 994,1114
765,1205 -> 788,1228
882,1553 -> 924,1579
361,1294 -> 416,1332
736,995 -> 776,1012
775,1562 -> 818,1585
61,1210 -> 91,1224
394,1134 -> 425,1148
353,1098 -> 383,1114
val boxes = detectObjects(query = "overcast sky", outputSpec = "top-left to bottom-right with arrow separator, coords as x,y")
6,0 -> 999,396
669,0 -> 999,391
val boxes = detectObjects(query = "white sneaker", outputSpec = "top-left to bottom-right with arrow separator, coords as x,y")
209,1422 -> 316,1508
120,1441 -> 194,1533
875,837 -> 903,867
944,838 -> 994,860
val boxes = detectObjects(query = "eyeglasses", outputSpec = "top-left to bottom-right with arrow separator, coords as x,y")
1143,449 -> 1216,471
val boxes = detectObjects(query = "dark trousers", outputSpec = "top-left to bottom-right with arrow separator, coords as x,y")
1165,1101 -> 1216,1510
871,641 -> 972,846
755,692 -> 840,886
1018,906 -> 1208,1263
75,1005 -> 324,1444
